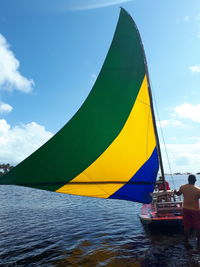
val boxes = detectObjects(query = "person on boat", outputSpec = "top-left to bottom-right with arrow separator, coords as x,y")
157,176 -> 170,191
174,174 -> 200,247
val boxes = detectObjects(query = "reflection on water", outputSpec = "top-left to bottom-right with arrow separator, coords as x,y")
0,175 -> 200,266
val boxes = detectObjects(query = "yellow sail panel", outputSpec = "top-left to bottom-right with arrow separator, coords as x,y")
56,75 -> 156,198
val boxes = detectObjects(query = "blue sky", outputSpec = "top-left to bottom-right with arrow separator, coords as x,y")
0,0 -> 200,173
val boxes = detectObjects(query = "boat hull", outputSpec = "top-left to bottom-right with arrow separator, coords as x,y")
139,204 -> 183,231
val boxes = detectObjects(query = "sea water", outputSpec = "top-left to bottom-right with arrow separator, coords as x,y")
0,175 -> 200,266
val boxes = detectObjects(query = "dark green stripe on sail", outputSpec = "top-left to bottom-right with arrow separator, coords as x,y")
0,9 -> 145,191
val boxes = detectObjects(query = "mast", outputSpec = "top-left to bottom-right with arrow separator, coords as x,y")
144,65 -> 166,185
123,9 -> 166,185
142,46 -> 166,185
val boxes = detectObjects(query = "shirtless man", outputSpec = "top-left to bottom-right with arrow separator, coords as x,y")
174,174 -> 200,247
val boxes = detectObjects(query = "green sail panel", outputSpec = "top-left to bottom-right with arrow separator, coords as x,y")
0,9 -> 145,191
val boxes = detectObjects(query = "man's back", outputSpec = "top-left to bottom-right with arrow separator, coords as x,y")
174,175 -> 200,247
180,184 -> 200,210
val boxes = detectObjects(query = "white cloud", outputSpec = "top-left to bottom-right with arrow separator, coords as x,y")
158,120 -> 170,128
157,119 -> 186,128
175,156 -> 190,166
188,136 -> 200,141
0,102 -> 13,113
0,33 -> 34,93
90,73 -> 97,85
175,103 -> 200,123
0,119 -> 10,133
0,119 -> 53,164
162,142 -> 200,173
195,14 -> 200,21
189,65 -> 200,73
184,16 -> 190,22
68,0 -> 132,10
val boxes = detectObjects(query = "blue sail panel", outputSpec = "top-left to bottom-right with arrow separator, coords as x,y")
109,148 -> 159,203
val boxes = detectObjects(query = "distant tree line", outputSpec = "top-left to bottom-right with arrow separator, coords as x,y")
0,164 -> 14,176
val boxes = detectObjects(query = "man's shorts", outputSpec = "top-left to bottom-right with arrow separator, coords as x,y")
183,208 -> 200,230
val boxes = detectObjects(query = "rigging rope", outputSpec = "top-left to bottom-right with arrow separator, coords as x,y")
151,86 -> 176,190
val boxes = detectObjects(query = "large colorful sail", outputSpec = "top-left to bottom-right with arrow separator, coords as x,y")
0,8 -> 159,203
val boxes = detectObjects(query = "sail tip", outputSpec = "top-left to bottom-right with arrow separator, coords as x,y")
119,6 -> 127,12
119,7 -> 133,19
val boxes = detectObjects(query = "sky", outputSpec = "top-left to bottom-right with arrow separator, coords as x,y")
0,0 -> 200,174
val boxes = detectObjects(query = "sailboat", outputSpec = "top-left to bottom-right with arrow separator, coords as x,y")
0,8 -> 183,227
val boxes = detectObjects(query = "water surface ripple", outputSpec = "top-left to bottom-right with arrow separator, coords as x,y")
0,175 -> 200,266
